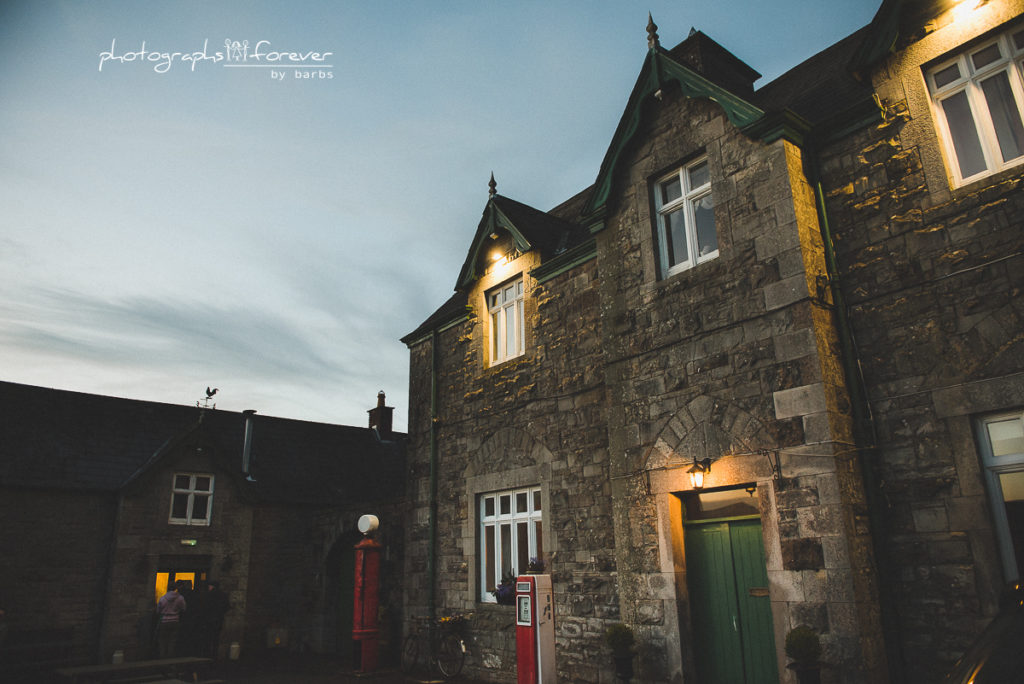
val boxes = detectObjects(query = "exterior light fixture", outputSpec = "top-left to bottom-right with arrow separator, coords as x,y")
688,458 -> 712,489
761,449 -> 782,482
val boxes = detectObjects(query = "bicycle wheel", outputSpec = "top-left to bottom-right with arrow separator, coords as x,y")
400,633 -> 420,673
435,632 -> 466,679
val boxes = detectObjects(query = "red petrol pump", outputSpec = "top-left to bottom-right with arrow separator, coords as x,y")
352,514 -> 381,672
515,574 -> 555,684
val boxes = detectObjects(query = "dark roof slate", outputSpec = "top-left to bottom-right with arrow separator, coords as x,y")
0,381 -> 404,506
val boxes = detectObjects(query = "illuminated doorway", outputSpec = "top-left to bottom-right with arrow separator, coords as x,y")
683,486 -> 778,684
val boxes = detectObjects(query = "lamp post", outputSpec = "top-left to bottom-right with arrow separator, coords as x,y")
353,514 -> 382,673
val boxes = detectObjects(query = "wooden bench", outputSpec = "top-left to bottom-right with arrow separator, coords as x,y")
54,657 -> 212,684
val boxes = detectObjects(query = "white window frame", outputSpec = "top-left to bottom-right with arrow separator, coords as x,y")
926,25 -> 1024,186
479,486 -> 542,602
488,277 -> 525,365
976,410 -> 1024,582
653,156 -> 718,278
168,472 -> 215,526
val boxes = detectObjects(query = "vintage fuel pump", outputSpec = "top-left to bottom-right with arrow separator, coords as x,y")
515,573 -> 555,684
352,514 -> 381,672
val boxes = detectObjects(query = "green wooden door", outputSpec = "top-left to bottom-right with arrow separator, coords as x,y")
685,519 -> 778,684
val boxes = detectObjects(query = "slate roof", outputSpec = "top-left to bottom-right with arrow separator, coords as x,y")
754,25 -> 875,128
0,381 -> 404,506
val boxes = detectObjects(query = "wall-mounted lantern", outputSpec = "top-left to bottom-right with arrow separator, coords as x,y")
688,457 -> 712,489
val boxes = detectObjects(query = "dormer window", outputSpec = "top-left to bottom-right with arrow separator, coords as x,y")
654,157 -> 718,277
169,473 -> 214,526
488,277 -> 524,365
927,26 -> 1024,185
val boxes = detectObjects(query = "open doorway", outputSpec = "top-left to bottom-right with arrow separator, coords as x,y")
150,557 -> 210,658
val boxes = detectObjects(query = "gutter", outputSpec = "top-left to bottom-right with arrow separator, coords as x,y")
804,125 -> 907,683
428,329 -> 439,624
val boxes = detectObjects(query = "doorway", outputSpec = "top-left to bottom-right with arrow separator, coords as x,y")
683,487 -> 778,684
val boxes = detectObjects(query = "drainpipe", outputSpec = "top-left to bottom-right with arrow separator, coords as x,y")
428,329 -> 440,624
807,146 -> 906,683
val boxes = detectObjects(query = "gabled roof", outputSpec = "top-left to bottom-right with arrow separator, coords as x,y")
0,381 -> 404,506
454,192 -> 588,291
849,0 -> 951,77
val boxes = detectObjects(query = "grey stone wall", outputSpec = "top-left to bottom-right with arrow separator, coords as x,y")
403,255 -> 617,682
598,85 -> 885,683
820,98 -> 1024,682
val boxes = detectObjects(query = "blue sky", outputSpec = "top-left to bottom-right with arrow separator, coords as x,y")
0,1 -> 880,430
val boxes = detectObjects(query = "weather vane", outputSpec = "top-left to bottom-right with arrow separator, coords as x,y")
197,386 -> 219,410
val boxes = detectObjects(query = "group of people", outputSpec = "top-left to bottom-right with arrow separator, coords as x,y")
155,579 -> 229,659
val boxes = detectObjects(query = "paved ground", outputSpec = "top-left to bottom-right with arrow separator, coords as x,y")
206,654 -> 488,684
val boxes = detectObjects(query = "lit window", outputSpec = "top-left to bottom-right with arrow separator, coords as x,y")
977,411 -> 1024,581
479,487 -> 542,602
488,278 -> 524,365
653,157 -> 718,278
926,26 -> 1024,185
169,473 -> 214,526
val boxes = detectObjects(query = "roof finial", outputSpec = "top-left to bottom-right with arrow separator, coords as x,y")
488,171 -> 497,197
647,13 -> 660,49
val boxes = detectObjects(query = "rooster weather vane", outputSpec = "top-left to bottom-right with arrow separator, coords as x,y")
198,386 -> 219,410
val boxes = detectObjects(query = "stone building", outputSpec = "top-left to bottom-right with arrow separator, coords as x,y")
0,381 -> 404,680
401,1 -> 1024,683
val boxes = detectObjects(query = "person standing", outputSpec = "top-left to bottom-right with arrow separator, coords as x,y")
199,581 -> 230,659
156,581 -> 187,658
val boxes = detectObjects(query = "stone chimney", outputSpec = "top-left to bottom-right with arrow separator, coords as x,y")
667,29 -> 761,97
368,391 -> 393,439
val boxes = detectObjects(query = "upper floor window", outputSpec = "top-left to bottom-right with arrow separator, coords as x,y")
488,277 -> 524,365
977,411 -> 1024,581
169,473 -> 214,526
927,26 -> 1024,185
653,157 -> 718,278
479,486 -> 542,602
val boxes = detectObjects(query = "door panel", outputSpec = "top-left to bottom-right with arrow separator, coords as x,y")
686,523 -> 745,683
731,520 -> 778,684
685,518 -> 778,684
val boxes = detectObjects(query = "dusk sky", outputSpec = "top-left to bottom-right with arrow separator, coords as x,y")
1,1 -> 880,431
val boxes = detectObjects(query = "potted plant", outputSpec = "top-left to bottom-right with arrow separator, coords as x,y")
785,625 -> 823,684
604,623 -> 635,682
527,557 -> 545,573
490,571 -> 516,605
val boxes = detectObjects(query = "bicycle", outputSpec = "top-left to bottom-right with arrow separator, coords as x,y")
400,613 -> 469,679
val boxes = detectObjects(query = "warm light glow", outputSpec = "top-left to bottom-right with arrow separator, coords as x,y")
689,467 -> 705,489
491,251 -> 503,262
951,0 -> 983,24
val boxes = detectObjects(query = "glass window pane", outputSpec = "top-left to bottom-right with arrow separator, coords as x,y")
174,474 -> 191,489
980,72 -> 1024,162
533,489 -> 541,511
666,208 -> 689,267
988,418 -> 1024,456
941,90 -> 987,177
517,522 -> 529,572
934,63 -> 961,89
972,43 -> 1002,70
999,471 -> 1024,579
500,494 -> 511,515
535,520 -> 543,559
485,525 -> 496,591
693,194 -> 717,257
1014,29 -> 1024,51
516,492 -> 528,514
192,495 -> 209,520
661,176 -> 682,205
195,476 -> 212,492
683,488 -> 760,521
171,493 -> 189,519
516,299 -> 524,353
516,280 -> 523,296
687,160 -> 709,188
505,307 -> 515,359
492,312 -> 500,359
484,496 -> 495,517
500,524 -> 512,575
